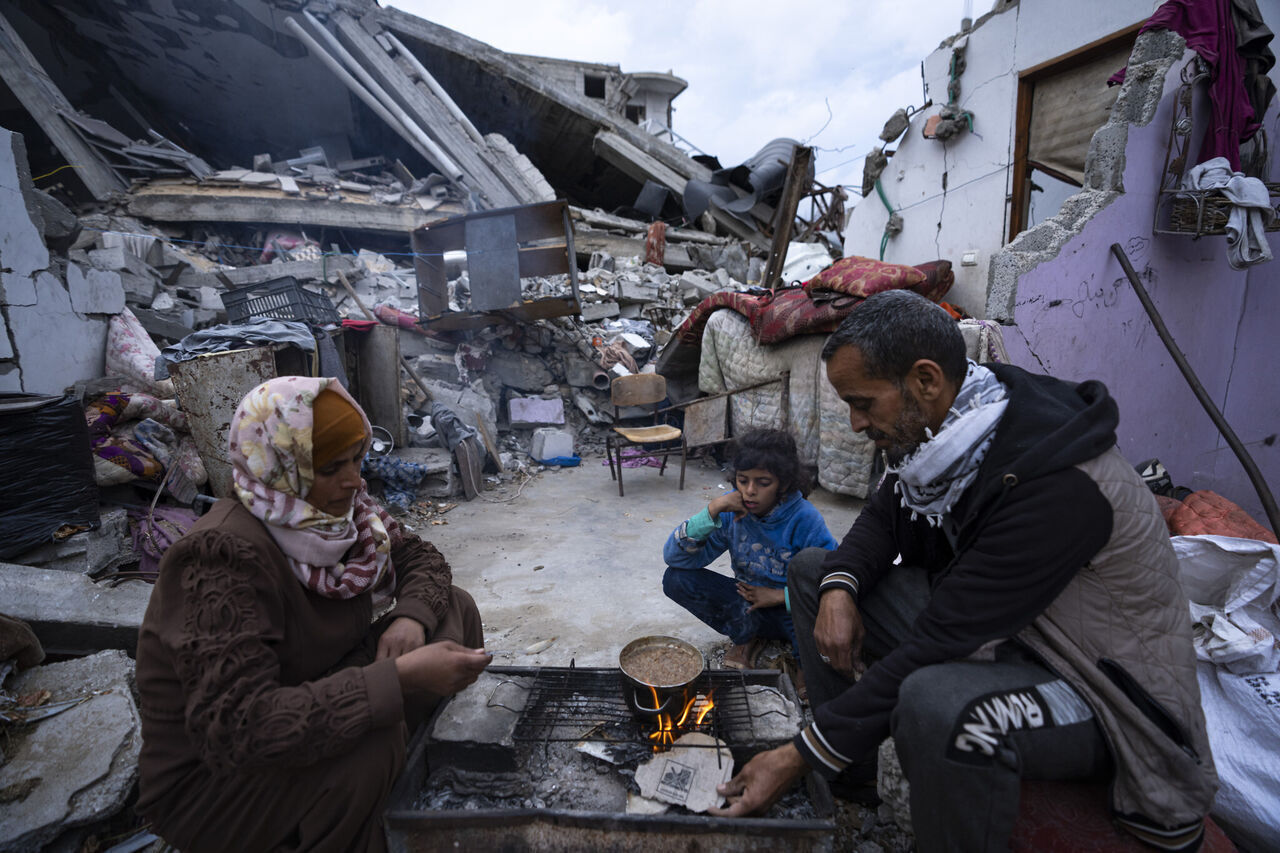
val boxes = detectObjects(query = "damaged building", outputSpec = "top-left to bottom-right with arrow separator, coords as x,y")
1,0 -> 1279,850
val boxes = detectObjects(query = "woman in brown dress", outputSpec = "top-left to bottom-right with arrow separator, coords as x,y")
135,376 -> 489,852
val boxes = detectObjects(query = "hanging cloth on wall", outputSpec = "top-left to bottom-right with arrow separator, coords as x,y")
1109,0 -> 1273,171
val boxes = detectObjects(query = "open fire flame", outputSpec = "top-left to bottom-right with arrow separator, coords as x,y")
647,687 -> 715,751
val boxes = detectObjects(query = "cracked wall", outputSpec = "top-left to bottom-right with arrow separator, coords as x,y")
841,1 -> 1152,316
996,27 -> 1280,524
0,130 -> 119,394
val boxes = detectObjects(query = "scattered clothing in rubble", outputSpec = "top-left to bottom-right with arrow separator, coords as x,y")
105,307 -> 176,398
1181,156 -> 1275,267
85,392 -> 206,489
362,454 -> 434,512
429,402 -> 478,452
127,504 -> 200,579
155,317 -> 317,379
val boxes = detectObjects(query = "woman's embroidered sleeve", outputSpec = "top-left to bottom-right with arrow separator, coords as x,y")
389,531 -> 452,634
169,531 -> 402,773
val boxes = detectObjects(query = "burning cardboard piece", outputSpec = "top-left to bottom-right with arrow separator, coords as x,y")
634,732 -> 733,813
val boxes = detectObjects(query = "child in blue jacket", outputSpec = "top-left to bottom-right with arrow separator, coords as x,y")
663,428 -> 837,669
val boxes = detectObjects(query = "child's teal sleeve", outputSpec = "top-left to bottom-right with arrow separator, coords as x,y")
684,506 -> 721,540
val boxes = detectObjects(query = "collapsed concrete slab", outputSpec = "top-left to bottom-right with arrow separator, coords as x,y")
0,650 -> 140,852
0,563 -> 151,656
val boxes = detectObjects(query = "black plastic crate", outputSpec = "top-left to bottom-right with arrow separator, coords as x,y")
222,276 -> 339,325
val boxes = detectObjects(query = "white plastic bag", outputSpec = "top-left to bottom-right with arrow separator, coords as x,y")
1173,535 -> 1280,848
1195,664 -> 1280,851
1172,535 -> 1280,674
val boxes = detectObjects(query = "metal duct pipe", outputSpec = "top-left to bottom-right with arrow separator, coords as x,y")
384,32 -> 487,148
286,14 -> 465,183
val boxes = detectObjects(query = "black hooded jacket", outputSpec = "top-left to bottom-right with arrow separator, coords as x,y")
797,364 -> 1123,771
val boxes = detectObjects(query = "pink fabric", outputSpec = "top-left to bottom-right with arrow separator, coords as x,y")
105,307 -> 175,398
374,303 -> 427,333
1110,0 -> 1254,170
229,376 -> 402,600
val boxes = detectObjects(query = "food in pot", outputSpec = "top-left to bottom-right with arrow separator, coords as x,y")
622,644 -> 703,686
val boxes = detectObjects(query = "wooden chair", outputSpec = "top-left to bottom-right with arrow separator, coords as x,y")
605,373 -> 686,496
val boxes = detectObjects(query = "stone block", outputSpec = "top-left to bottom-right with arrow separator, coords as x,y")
198,285 -> 224,311
7,271 -> 109,394
580,300 -> 620,321
618,303 -> 645,319
16,507 -> 133,574
427,672 -> 532,773
0,650 -> 140,852
508,396 -> 565,427
0,561 -> 152,655
0,130 -> 51,278
531,427 -> 574,461
117,271 -> 158,302
66,263 -> 125,315
616,279 -> 660,303
383,447 -> 457,498
488,349 -> 552,392
1,270 -> 37,307
407,350 -> 461,384
563,356 -> 605,389
0,310 -> 12,359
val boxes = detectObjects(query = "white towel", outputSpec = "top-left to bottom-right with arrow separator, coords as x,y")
1182,157 -> 1275,269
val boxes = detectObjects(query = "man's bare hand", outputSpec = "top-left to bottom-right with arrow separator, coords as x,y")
376,616 -> 426,661
394,640 -> 491,695
708,743 -> 810,817
815,588 -> 866,678
737,582 -> 785,612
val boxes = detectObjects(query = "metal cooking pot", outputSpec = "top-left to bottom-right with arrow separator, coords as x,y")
618,635 -> 705,717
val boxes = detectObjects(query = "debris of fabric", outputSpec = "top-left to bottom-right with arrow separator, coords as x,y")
156,318 -> 317,378
1181,156 -> 1275,268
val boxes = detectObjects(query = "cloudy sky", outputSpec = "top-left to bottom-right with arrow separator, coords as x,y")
390,0 -> 973,198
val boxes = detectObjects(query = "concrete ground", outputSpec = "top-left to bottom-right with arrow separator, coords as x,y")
416,451 -> 864,668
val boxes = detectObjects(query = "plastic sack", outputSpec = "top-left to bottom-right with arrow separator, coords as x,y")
1195,664 -> 1280,851
1173,535 -> 1280,850
1172,534 -> 1280,674
0,393 -> 99,560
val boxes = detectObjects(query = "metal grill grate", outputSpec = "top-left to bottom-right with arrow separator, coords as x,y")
491,667 -> 757,746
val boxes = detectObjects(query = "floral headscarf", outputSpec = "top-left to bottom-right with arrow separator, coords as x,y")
229,376 -> 400,599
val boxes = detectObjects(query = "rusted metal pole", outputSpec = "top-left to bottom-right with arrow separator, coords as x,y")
1109,242 -> 1279,537
760,145 -> 814,292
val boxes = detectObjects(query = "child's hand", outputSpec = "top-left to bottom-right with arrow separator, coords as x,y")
737,582 -> 785,612
710,491 -> 749,520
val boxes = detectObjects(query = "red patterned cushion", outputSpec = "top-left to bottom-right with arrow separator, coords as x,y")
806,255 -> 927,298
911,259 -> 955,302
1167,490 -> 1278,543
751,288 -> 861,344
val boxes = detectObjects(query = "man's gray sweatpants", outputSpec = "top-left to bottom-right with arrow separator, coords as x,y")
787,547 -> 1112,853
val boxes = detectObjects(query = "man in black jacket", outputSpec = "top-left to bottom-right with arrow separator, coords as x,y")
710,290 -> 1215,852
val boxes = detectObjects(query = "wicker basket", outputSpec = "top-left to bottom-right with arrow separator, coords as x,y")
1168,183 -> 1280,236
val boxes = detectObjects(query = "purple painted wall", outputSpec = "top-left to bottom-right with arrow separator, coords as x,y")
1003,65 -> 1280,530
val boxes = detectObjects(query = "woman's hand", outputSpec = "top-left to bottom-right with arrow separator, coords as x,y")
737,582 -> 785,612
394,640 -> 492,695
376,616 -> 426,661
709,491 -> 749,520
